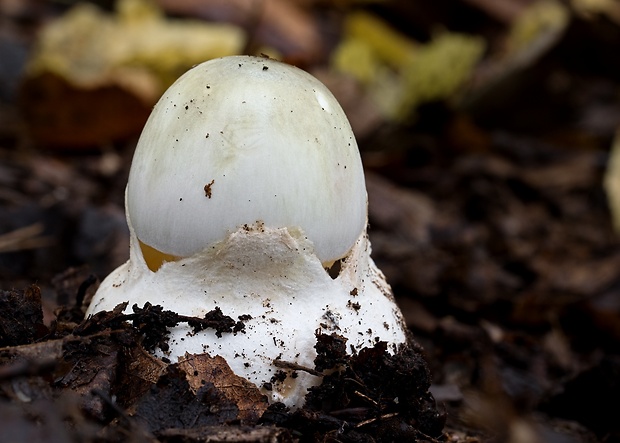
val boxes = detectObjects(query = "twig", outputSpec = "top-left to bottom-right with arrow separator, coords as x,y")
353,390 -> 379,407
0,223 -> 54,253
355,412 -> 399,428
273,359 -> 322,376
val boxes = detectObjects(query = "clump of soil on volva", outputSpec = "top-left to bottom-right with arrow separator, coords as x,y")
262,333 -> 445,442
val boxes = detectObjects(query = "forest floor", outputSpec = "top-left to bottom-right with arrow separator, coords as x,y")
1,1 -> 619,442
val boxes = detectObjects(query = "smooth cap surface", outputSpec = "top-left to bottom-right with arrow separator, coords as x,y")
127,55 -> 367,263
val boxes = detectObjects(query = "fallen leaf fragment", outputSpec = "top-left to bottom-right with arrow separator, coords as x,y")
332,12 -> 485,121
572,0 -> 620,24
178,353 -> 269,423
604,128 -> 620,230
132,365 -> 240,434
21,0 -> 245,148
26,0 -> 245,98
157,0 -> 323,63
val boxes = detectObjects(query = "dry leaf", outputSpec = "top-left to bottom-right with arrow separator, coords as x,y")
157,0 -> 323,63
178,353 -> 269,423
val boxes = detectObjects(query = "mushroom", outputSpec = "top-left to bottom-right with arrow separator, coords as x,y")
86,55 -> 408,409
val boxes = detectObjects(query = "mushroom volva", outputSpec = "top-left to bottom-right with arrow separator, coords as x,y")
87,55 -> 408,409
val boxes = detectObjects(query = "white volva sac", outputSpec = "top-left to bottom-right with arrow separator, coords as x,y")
87,56 -> 408,409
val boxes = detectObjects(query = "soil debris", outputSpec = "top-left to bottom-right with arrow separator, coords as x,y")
0,285 -> 48,346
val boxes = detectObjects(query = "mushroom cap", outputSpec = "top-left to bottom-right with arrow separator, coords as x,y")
127,55 -> 367,263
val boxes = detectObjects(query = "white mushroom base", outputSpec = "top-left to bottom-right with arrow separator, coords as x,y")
87,223 -> 408,409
